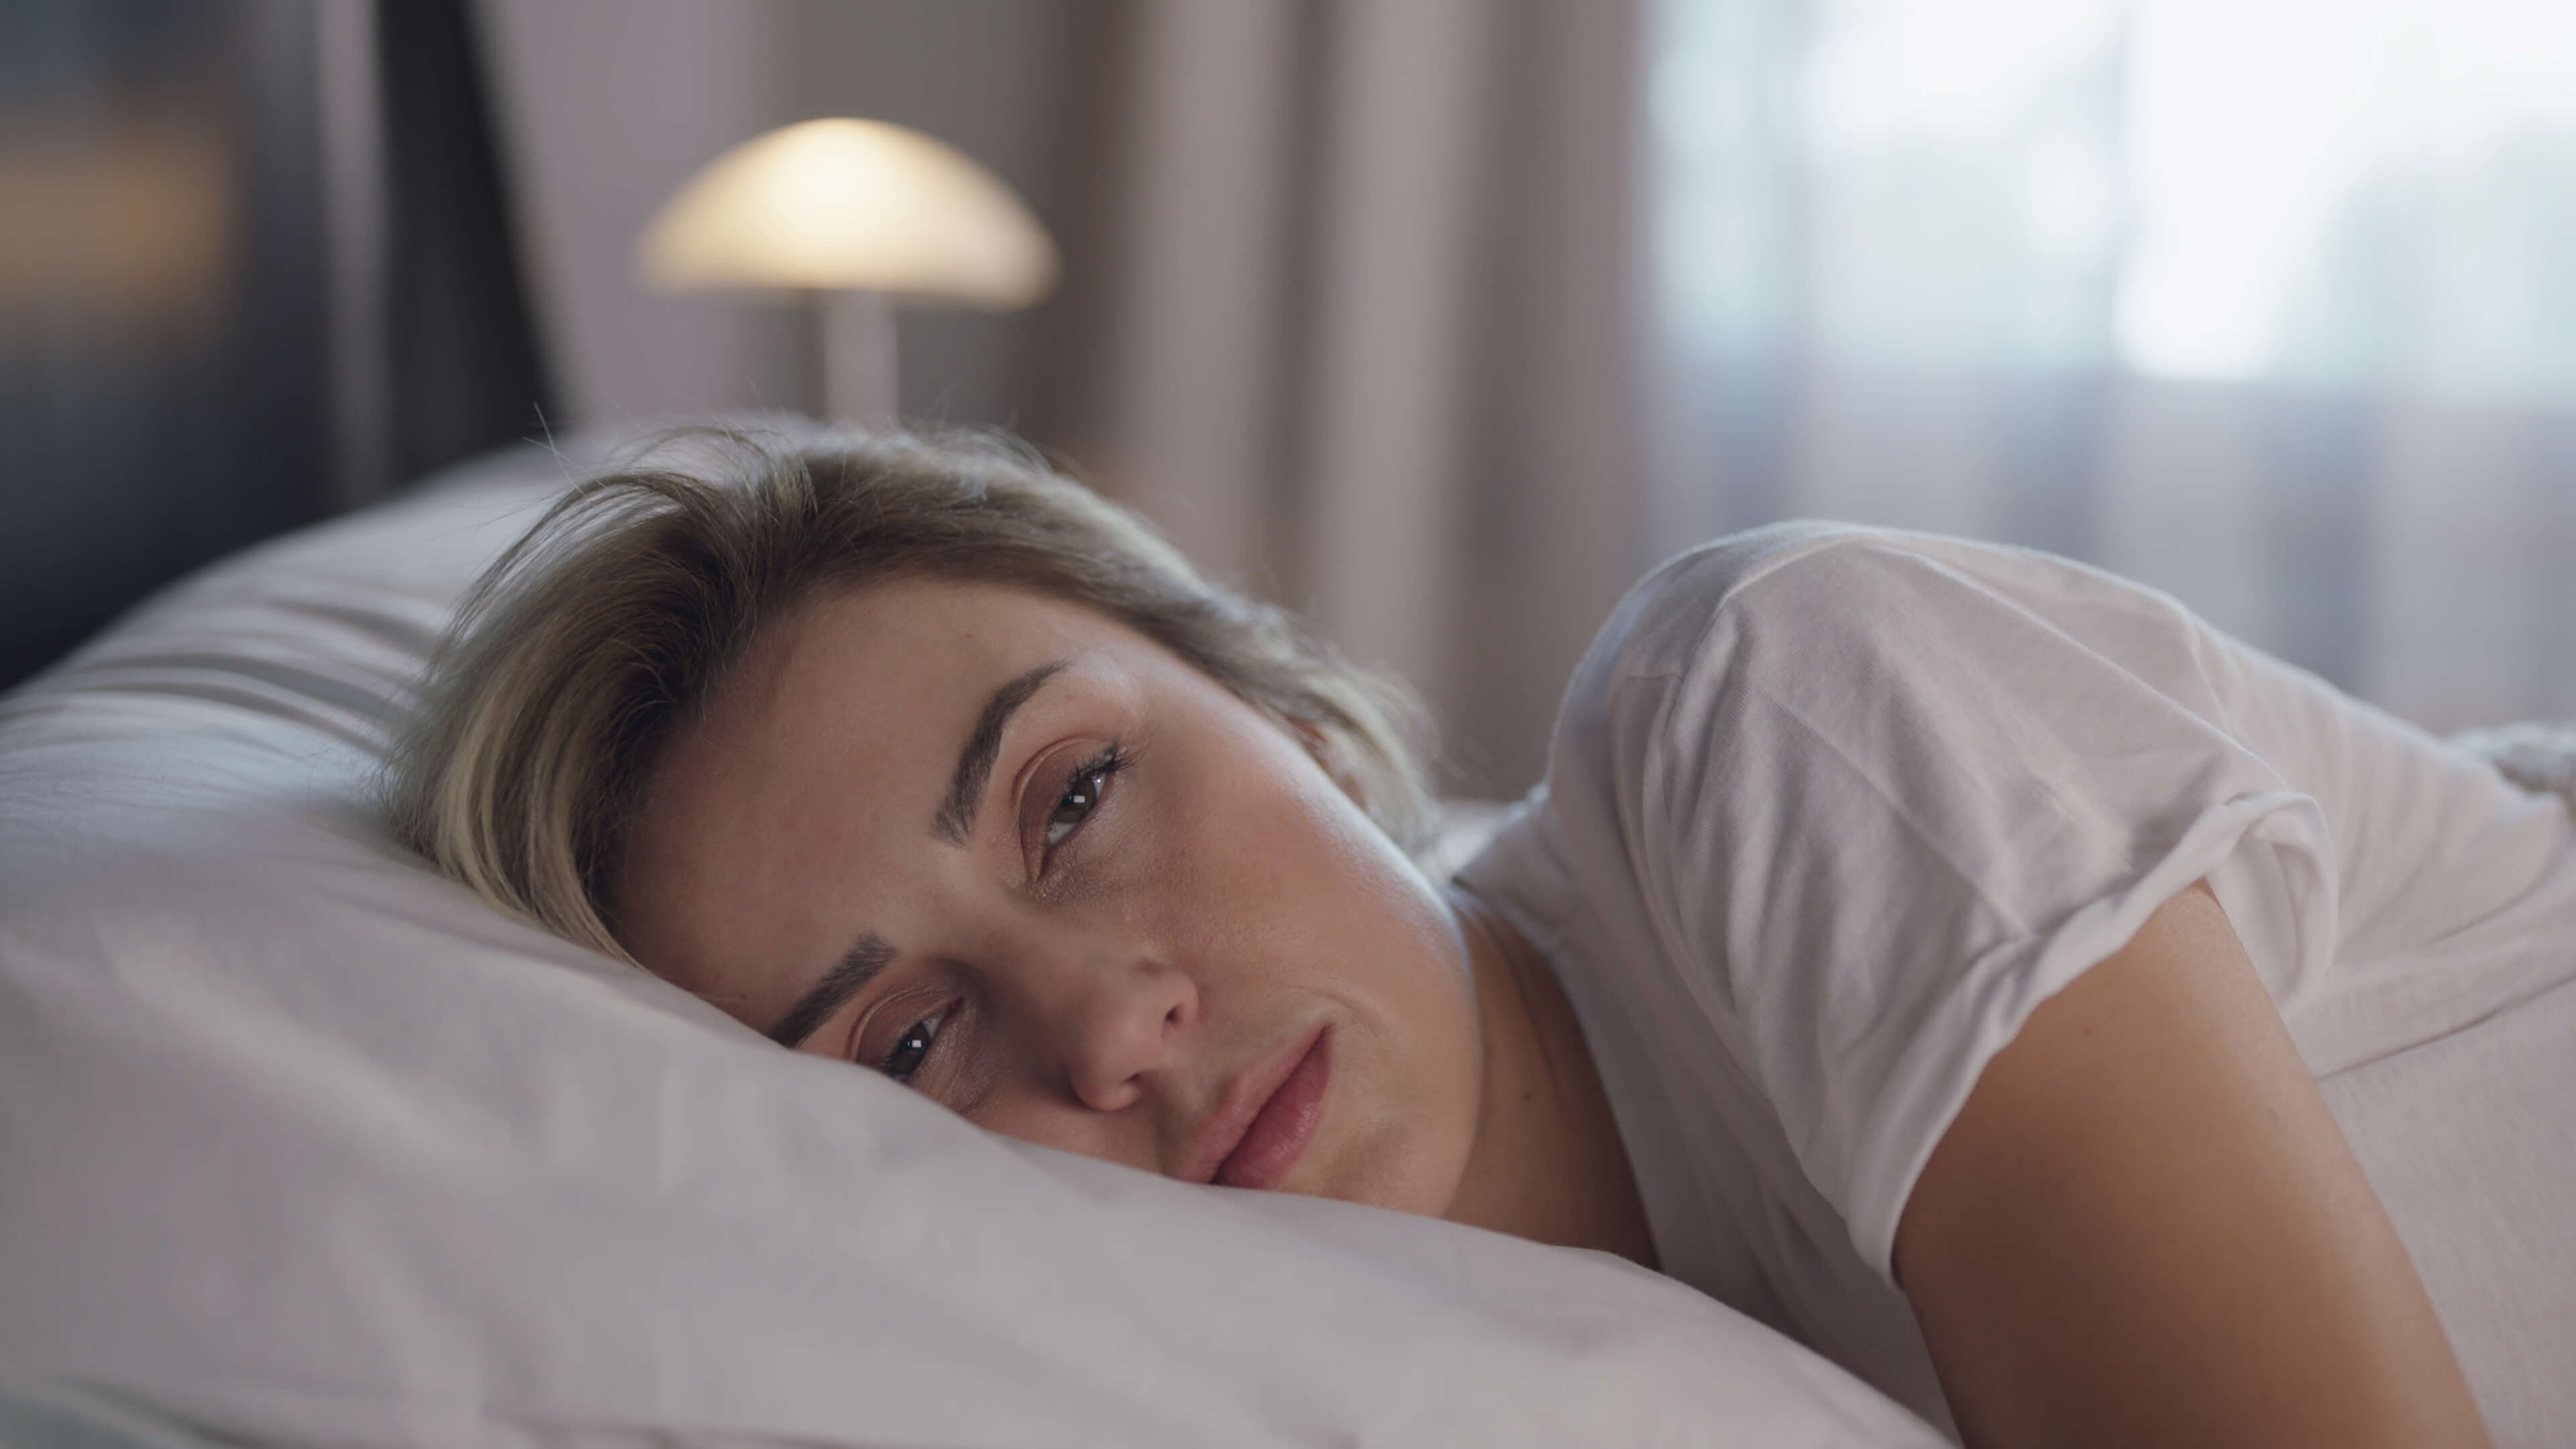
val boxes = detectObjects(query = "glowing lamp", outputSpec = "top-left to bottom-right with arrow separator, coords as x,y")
635,117 -> 1058,423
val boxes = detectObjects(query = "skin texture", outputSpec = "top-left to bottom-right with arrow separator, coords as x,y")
613,577 -> 1655,1262
1894,880 -> 2491,1448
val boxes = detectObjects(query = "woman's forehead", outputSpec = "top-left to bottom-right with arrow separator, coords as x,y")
675,581 -> 1132,802
771,577 -> 1111,686
618,580 -> 1141,1006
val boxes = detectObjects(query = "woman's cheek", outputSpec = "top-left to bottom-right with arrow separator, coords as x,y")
965,1088 -> 1148,1171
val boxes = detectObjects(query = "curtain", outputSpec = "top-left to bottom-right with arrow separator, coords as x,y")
375,0 -> 554,492
1053,0 -> 1652,796
472,0 -> 1642,794
1644,0 -> 2576,736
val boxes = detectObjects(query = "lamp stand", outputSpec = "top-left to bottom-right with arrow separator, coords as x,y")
817,288 -> 899,426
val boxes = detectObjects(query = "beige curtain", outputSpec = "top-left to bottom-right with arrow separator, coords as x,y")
482,0 -> 1650,795
1046,0 -> 1652,796
1638,0 -> 2576,738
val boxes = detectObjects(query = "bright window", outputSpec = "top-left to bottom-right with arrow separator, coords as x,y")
1651,0 -> 2576,404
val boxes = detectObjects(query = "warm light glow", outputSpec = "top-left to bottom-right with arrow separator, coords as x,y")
635,117 -> 1057,307
0,123 -> 235,320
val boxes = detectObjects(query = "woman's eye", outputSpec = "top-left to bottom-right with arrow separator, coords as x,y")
881,1009 -> 945,1082
1042,745 -> 1123,849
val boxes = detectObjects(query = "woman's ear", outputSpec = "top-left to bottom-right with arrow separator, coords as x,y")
1287,716 -> 1368,808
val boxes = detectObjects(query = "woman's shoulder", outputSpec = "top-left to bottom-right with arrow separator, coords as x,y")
1573,519 -> 2145,701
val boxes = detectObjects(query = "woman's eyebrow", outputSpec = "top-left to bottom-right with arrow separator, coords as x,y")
769,932 -> 896,1048
772,660 -> 1069,1050
931,659 -> 1068,845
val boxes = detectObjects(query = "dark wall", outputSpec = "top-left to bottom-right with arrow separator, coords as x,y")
0,0 -> 548,692
1,1 -> 331,689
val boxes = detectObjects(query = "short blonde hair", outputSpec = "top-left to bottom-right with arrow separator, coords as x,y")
385,425 -> 1436,961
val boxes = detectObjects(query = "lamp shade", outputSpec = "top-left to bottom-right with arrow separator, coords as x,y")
634,117 -> 1057,307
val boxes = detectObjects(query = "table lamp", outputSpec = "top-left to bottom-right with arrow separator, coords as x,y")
635,117 -> 1059,425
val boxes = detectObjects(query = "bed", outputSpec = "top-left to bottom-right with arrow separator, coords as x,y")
0,431 -> 1955,1447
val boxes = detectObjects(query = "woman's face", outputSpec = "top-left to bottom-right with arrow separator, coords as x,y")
614,577 -> 1485,1215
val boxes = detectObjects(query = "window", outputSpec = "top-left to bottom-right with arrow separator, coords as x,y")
1651,0 -> 2576,404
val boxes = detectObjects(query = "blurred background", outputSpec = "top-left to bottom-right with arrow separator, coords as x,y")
10,0 -> 2576,797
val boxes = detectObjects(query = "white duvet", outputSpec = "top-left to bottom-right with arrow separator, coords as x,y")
0,434 -> 1946,1448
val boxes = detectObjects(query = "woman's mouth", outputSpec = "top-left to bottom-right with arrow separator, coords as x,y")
1195,1024 -> 1332,1191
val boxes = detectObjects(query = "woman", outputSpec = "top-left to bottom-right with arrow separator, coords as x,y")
392,426 -> 2569,1446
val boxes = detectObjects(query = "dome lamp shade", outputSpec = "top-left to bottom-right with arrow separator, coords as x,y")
635,117 -> 1057,305
633,117 -> 1059,423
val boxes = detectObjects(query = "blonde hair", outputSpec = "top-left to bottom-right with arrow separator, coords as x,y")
385,425 -> 1435,962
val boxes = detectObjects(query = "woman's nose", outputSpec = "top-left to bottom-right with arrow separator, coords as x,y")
1056,957 -> 1200,1114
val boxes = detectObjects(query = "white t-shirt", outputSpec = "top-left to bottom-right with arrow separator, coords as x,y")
1456,521 -> 2576,1446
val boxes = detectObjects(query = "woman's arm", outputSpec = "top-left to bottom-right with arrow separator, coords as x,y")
1891,879 -> 2489,1448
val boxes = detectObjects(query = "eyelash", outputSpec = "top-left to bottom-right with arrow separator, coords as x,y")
872,743 -> 1128,1085
881,1007 -> 946,1082
1039,742 -> 1127,858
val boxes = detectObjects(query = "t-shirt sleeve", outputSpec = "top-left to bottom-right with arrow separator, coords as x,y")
1573,533 -> 2340,1284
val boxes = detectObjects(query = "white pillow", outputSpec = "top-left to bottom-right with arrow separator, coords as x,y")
0,431 -> 1946,1448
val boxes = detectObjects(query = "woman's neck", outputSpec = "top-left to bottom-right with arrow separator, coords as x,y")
1438,884 -> 1658,1271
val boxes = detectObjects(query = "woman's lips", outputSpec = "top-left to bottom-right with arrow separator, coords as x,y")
1213,1026 -> 1331,1191
1184,1022 -> 1331,1188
